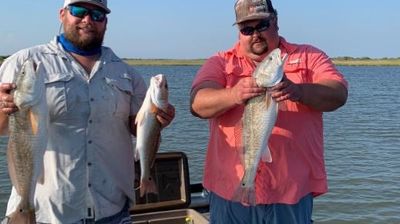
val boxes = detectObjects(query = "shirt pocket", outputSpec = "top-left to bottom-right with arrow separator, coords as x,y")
284,62 -> 311,84
282,63 -> 314,112
104,73 -> 134,119
44,72 -> 74,119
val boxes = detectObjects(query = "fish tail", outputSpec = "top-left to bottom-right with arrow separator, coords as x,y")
261,145 -> 272,163
139,176 -> 158,197
231,171 -> 257,205
232,184 -> 257,206
7,207 -> 36,224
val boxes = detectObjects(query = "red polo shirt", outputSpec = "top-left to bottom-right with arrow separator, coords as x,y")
191,37 -> 348,205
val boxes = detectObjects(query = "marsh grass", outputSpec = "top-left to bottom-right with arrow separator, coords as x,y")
333,58 -> 400,66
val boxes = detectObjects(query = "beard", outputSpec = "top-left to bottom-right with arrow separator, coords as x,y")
250,38 -> 269,55
63,24 -> 105,51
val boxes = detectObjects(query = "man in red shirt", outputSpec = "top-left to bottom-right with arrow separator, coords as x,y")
190,0 -> 348,223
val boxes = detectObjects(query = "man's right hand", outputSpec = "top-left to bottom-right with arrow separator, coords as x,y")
229,77 -> 265,105
190,77 -> 265,119
0,83 -> 18,115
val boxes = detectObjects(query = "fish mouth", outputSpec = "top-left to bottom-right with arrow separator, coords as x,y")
152,74 -> 167,89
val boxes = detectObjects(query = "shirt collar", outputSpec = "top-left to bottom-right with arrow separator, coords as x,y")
278,37 -> 298,56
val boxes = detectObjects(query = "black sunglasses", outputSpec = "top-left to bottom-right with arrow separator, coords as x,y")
240,20 -> 271,36
67,5 -> 106,22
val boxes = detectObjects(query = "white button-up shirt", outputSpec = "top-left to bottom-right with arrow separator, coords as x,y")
0,37 -> 146,223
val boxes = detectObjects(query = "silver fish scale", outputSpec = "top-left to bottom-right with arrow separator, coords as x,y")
243,95 -> 268,156
242,94 -> 272,185
7,109 -> 35,203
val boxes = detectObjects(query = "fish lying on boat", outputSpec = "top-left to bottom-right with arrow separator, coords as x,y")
233,48 -> 287,205
135,74 -> 169,197
7,59 -> 48,223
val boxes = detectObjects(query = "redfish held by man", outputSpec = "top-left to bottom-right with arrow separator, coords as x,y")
135,74 -> 169,197
7,59 -> 48,223
233,48 -> 287,205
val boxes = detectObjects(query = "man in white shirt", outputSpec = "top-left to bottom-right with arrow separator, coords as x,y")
0,0 -> 175,223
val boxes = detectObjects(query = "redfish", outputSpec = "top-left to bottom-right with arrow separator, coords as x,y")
234,48 -> 287,205
135,74 -> 169,197
7,59 -> 48,223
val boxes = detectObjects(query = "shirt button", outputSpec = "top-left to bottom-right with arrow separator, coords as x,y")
90,98 -> 94,102
89,120 -> 93,124
88,140 -> 92,144
88,162 -> 92,166
88,183 -> 92,187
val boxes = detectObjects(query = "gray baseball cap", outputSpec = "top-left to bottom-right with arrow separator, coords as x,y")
64,0 -> 111,14
234,0 -> 275,24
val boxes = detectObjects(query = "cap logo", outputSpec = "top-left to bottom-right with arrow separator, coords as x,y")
249,5 -> 267,14
251,0 -> 267,13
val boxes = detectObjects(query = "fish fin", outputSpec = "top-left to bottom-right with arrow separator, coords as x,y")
134,147 -> 140,162
232,177 -> 257,206
150,102 -> 160,114
135,109 -> 146,126
28,109 -> 39,135
7,207 -> 36,224
139,176 -> 158,197
261,145 -> 273,163
281,53 -> 288,64
264,94 -> 272,109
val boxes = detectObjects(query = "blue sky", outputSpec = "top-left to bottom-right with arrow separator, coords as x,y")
1,0 -> 399,59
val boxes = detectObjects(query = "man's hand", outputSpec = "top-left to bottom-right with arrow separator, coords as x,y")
268,75 -> 303,103
230,77 -> 265,105
0,83 -> 18,115
156,104 -> 175,129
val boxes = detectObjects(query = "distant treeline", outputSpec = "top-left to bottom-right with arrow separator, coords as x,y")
332,57 -> 400,66
334,56 -> 400,60
2,55 -> 400,66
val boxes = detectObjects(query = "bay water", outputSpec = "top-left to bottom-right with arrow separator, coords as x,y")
0,65 -> 399,223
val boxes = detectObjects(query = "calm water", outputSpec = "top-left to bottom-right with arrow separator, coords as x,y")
0,65 -> 399,223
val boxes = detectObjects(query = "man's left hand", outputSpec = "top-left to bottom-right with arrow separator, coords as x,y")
157,104 -> 175,129
268,75 -> 303,103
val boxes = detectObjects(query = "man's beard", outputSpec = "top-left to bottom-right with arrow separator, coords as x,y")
64,25 -> 105,51
250,38 -> 268,55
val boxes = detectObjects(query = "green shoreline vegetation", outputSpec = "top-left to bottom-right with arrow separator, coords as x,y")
1,55 -> 400,66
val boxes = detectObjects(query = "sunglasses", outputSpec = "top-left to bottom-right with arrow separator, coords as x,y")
240,20 -> 271,36
67,5 -> 106,22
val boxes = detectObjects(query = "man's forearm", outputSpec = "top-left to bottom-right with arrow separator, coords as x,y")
299,80 -> 348,112
191,87 -> 237,119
